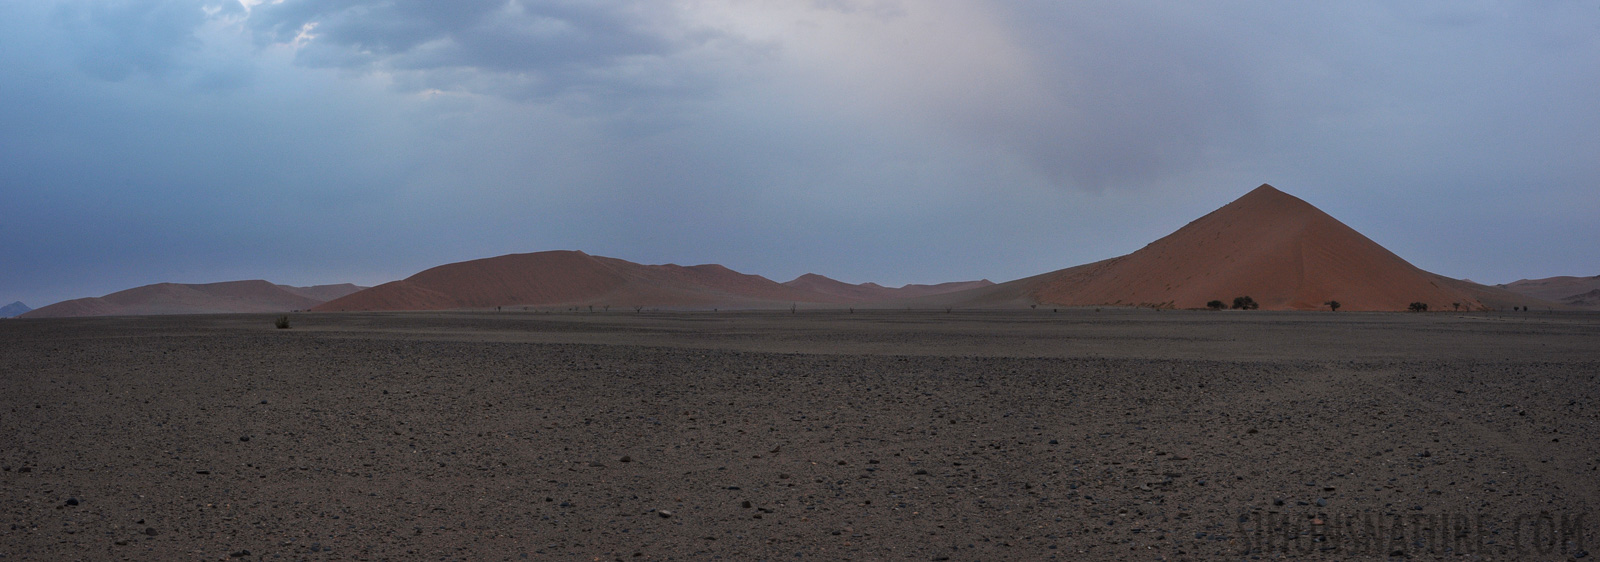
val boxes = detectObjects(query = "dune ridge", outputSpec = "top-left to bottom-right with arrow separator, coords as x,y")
21,281 -> 365,318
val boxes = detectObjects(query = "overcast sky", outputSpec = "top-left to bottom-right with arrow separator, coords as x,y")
3,1 -> 1597,307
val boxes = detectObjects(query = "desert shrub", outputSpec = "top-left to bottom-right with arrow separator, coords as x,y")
1231,296 -> 1258,310
274,315 -> 291,329
1325,300 -> 1340,312
1206,300 -> 1225,310
1408,302 -> 1429,312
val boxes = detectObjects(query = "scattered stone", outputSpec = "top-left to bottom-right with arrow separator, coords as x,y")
239,436 -> 250,442
619,456 -> 631,463
143,527 -> 158,536
741,501 -> 751,509
230,549 -> 251,557
658,510 -> 673,518
64,498 -> 78,506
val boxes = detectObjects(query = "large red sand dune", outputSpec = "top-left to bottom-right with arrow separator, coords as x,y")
22,281 -> 365,318
920,184 -> 1550,311
314,251 -> 856,311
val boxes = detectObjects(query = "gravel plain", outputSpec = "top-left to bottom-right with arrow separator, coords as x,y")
3,309 -> 1598,560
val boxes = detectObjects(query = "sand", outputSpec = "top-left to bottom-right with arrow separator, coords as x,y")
991,185 -> 1496,311
3,309 -> 1597,559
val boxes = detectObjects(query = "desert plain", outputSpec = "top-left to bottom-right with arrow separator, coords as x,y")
3,309 -> 1599,560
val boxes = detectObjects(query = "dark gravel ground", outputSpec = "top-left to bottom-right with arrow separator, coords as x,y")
2,310 -> 1598,560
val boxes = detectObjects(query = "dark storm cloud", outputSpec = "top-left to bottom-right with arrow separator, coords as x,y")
245,0 -> 723,101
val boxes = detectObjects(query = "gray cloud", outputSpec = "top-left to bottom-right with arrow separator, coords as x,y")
246,0 -> 728,103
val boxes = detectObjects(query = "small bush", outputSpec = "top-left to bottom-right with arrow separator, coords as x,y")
1408,302 -> 1429,312
274,315 -> 291,329
1206,300 -> 1225,310
1231,296 -> 1258,310
1325,300 -> 1340,312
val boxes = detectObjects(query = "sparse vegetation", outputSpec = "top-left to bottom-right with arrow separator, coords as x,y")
274,315 -> 291,329
1408,302 -> 1429,312
1231,296 -> 1258,310
1207,300 -> 1225,310
1325,300 -> 1340,312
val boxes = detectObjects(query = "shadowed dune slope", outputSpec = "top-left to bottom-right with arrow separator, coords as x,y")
21,280 -> 349,318
782,274 -> 993,302
926,184 -> 1544,311
313,251 -> 854,312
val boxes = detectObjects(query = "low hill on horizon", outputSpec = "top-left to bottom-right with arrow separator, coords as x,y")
21,281 -> 366,318
1,301 -> 30,318
781,274 -> 993,302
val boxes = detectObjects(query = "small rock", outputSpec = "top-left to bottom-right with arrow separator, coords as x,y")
1273,498 -> 1285,506
1048,439 -> 1059,445
741,501 -> 752,509
143,527 -> 159,536
239,436 -> 250,442
230,549 -> 251,557
658,510 -> 673,518
619,456 -> 631,463
914,469 -> 928,475
65,498 -> 79,506
1316,498 -> 1328,507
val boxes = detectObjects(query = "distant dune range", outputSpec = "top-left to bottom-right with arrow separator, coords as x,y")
20,281 -> 365,319
312,251 -> 990,312
1495,275 -> 1600,305
16,184 -> 1583,316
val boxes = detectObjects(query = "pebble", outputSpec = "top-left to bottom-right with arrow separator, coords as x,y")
64,498 -> 78,506
143,527 -> 159,536
658,510 -> 673,518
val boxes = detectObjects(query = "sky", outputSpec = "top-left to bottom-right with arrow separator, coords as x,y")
2,0 -> 1597,308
